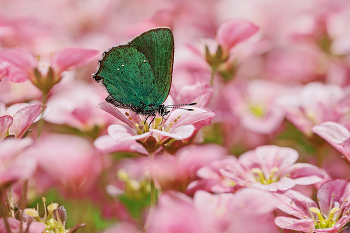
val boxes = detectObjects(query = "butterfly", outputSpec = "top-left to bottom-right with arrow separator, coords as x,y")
92,27 -> 195,123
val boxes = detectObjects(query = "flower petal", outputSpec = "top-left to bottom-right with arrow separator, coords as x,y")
274,189 -> 317,219
255,145 -> 299,171
317,179 -> 350,215
98,102 -> 135,128
0,48 -> 37,73
108,124 -> 150,141
11,103 -> 46,138
313,121 -> 350,143
0,157 -> 37,186
94,134 -> 147,154
51,47 -> 99,74
313,122 -> 350,159
0,115 -> 13,141
151,125 -> 195,140
167,107 -> 215,130
252,177 -> 295,191
274,216 -> 315,232
284,163 -> 327,185
216,19 -> 259,51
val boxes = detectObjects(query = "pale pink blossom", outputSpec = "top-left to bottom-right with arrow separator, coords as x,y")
102,223 -> 140,233
20,134 -> 101,195
313,121 -> 350,163
149,189 -> 279,233
188,156 -> 240,194
98,99 -> 214,153
265,46 -> 323,83
94,135 -> 147,154
216,19 -> 259,52
274,179 -> 350,233
224,80 -> 286,134
45,81 -> 114,132
220,145 -> 327,191
0,77 -> 41,104
152,144 -> 226,192
0,47 -> 98,92
0,114 -> 12,141
0,102 -> 46,140
0,138 -> 35,187
170,82 -> 213,108
0,218 -> 45,233
277,82 -> 350,136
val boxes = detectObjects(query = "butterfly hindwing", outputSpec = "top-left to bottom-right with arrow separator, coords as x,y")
128,28 -> 174,104
94,45 -> 159,108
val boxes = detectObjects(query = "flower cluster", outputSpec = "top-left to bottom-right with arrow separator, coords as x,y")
1,0 -> 350,233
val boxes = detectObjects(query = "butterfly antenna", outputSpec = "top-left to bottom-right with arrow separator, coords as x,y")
166,102 -> 197,111
166,102 -> 197,107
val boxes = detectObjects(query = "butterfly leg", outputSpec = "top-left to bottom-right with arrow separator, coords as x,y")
148,115 -> 156,127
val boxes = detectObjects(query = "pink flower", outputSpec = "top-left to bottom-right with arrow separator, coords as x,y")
274,179 -> 350,233
149,189 -> 279,233
45,81 -> 114,132
0,102 -> 46,141
0,138 -> 36,187
94,135 -> 147,154
313,121 -> 350,163
224,80 -> 286,134
0,77 -> 41,105
20,134 -> 101,195
220,145 -> 327,191
151,144 -> 227,192
188,156 -> 240,194
170,82 -> 213,108
0,218 -> 45,233
0,47 -> 98,92
277,82 -> 350,136
102,223 -> 140,233
216,19 -> 259,52
98,100 -> 214,153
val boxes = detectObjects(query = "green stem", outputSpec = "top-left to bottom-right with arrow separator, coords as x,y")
142,151 -> 156,233
19,180 -> 28,233
0,205 -> 11,233
210,65 -> 217,86
36,92 -> 48,138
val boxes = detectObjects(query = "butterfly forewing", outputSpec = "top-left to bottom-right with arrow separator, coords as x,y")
128,28 -> 174,105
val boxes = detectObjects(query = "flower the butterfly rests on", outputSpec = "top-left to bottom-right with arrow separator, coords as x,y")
92,27 -> 213,154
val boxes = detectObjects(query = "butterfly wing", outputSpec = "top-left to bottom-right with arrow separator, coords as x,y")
93,45 -> 159,108
128,27 -> 174,105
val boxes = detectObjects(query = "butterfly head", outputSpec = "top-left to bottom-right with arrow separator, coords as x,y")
157,104 -> 170,118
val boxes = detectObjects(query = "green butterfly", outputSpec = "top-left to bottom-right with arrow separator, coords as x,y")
92,27 -> 195,121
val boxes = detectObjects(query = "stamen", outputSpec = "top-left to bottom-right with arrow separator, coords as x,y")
152,117 -> 162,130
328,206 -> 339,227
251,168 -> 266,184
269,167 -> 279,182
310,207 -> 327,228
164,122 -> 174,132
55,209 -> 63,227
135,123 -> 143,134
42,197 -> 47,219
317,219 -> 321,229
305,201 -> 317,225
124,112 -> 143,134
317,198 -> 324,218
164,116 -> 181,132
329,194 -> 335,215
335,199 -> 348,222
143,121 -> 150,132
